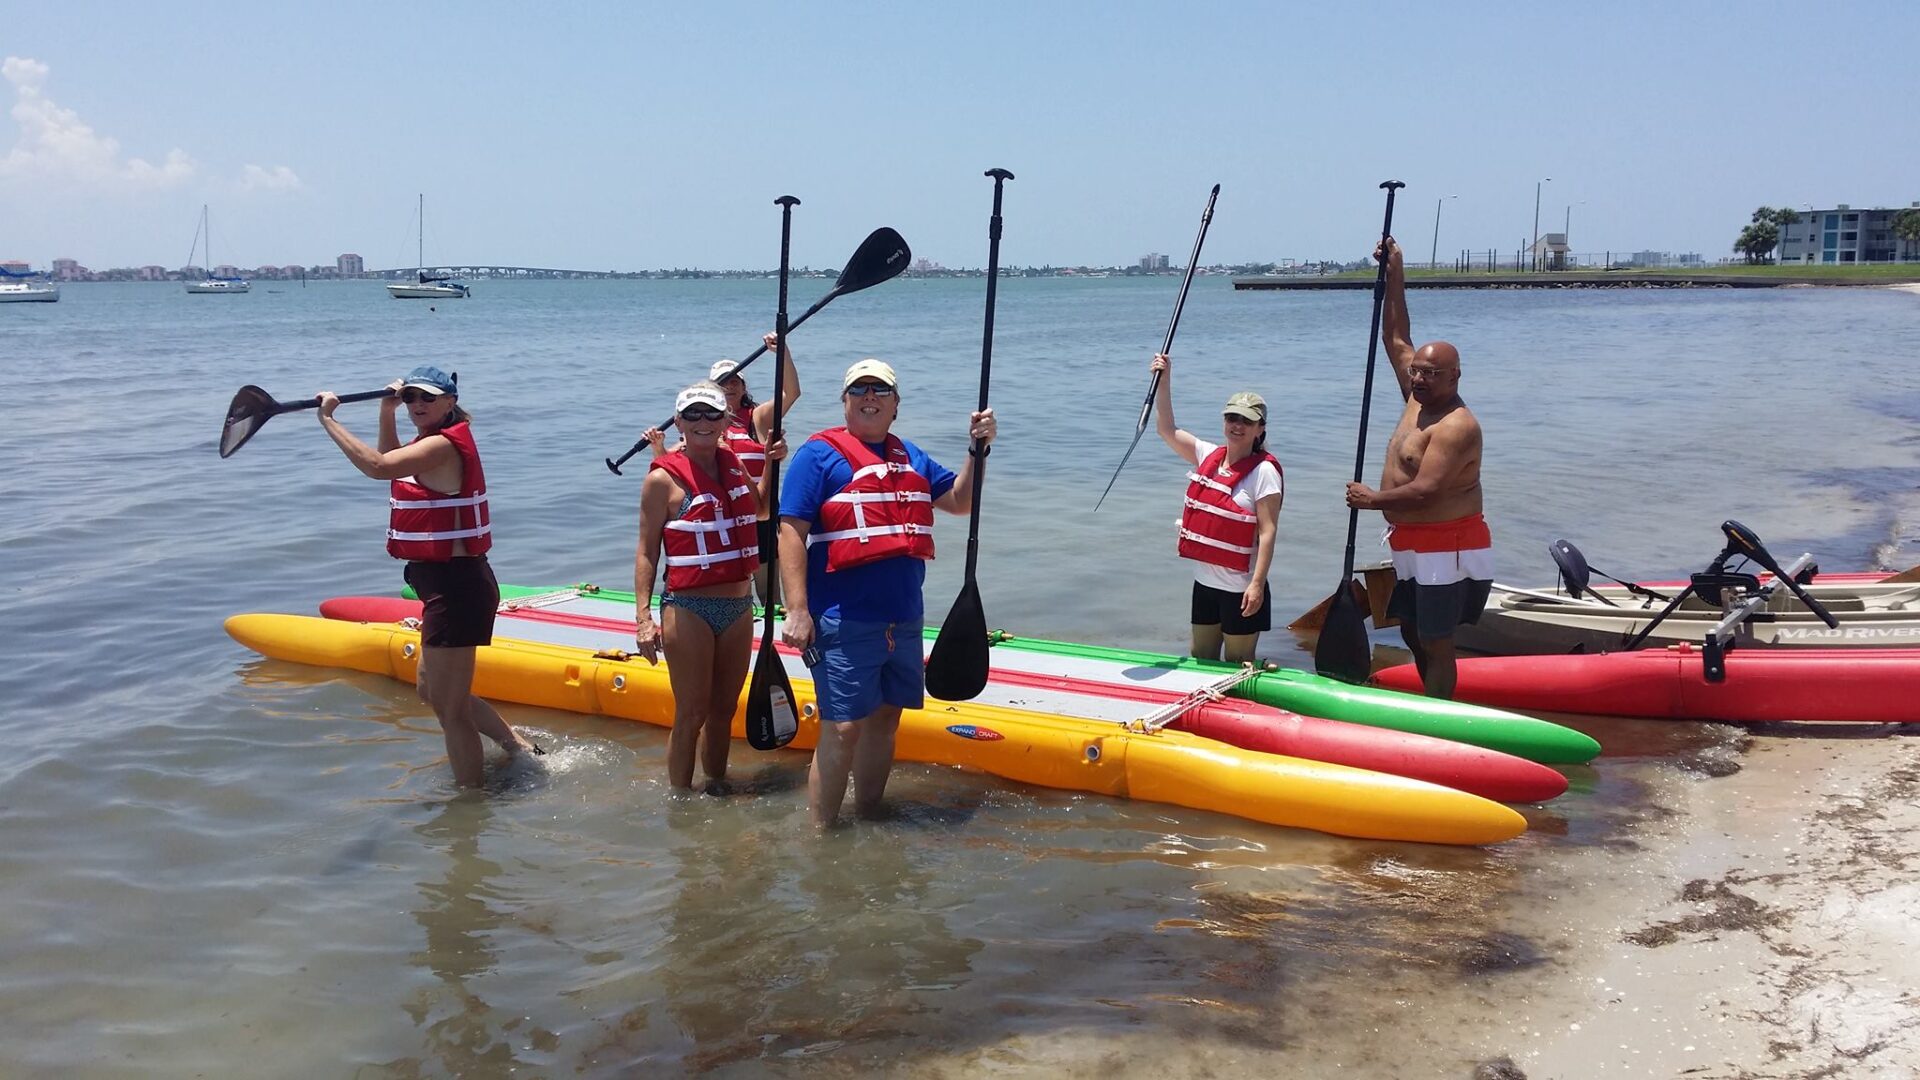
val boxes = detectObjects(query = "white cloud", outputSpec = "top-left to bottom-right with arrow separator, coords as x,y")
1,55 -> 196,188
238,163 -> 303,191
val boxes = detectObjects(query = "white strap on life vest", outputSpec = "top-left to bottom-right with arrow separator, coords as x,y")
808,522 -> 926,546
1177,527 -> 1254,557
388,523 -> 492,541
1182,495 -> 1256,524
662,544 -> 758,569
664,491 -> 757,567
1185,470 -> 1237,498
390,490 -> 488,510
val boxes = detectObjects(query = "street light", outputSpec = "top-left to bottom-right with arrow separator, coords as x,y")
1564,201 -> 1584,266
1430,195 -> 1457,271
1531,178 -> 1551,271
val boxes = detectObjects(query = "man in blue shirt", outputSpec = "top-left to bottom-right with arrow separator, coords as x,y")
779,358 -> 997,827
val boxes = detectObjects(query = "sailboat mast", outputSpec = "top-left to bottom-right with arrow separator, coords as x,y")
205,205 -> 212,275
417,193 -> 425,273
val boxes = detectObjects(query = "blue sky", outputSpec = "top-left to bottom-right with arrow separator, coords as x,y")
4,2 -> 1916,270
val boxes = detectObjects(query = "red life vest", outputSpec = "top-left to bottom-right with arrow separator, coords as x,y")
1177,445 -> 1281,572
651,448 -> 761,590
724,405 -> 767,481
805,427 -> 935,571
388,422 -> 491,561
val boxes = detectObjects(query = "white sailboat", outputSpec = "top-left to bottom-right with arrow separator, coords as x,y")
0,267 -> 59,302
387,194 -> 469,299
184,205 -> 251,294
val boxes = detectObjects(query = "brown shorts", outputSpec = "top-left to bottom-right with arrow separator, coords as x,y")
403,556 -> 499,647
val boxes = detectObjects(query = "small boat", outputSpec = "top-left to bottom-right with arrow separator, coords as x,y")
1458,530 -> 1920,654
182,205 -> 251,295
1375,645 -> 1920,724
228,612 -> 1530,845
387,194 -> 469,299
0,268 -> 58,302
320,594 -> 1571,804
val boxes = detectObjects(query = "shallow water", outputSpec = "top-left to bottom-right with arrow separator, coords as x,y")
1,277 -> 1915,1075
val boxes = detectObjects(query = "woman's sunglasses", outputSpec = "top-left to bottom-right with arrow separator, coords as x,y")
678,406 -> 727,423
845,383 -> 897,398
399,389 -> 442,405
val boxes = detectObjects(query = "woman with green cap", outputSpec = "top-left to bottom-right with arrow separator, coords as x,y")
1150,352 -> 1284,663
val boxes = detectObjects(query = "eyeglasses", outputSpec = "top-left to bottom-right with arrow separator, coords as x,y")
1408,365 -> 1453,381
678,406 -> 727,423
845,383 -> 897,398
399,389 -> 442,404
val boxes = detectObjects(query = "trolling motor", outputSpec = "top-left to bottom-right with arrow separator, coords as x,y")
1621,520 -> 1840,680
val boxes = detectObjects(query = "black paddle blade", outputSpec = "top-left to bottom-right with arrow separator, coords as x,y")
1311,580 -> 1372,684
1549,539 -> 1594,598
744,636 -> 799,751
834,227 -> 911,295
220,384 -> 278,458
925,582 -> 990,701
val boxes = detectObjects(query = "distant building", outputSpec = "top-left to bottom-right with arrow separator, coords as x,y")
0,259 -> 30,274
1779,203 -> 1920,264
281,265 -> 305,279
1139,252 -> 1170,271
52,258 -> 84,281
1529,233 -> 1570,271
337,253 -> 364,277
213,264 -> 241,278
138,265 -> 167,281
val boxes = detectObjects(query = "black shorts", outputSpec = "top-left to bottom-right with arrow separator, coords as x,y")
403,556 -> 499,648
1191,580 -> 1272,635
1387,577 -> 1493,641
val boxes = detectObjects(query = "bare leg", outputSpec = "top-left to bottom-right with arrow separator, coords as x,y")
809,717 -> 863,827
418,646 -> 487,788
1190,624 -> 1224,662
1419,635 -> 1459,700
661,605 -> 716,791
465,697 -> 534,755
1398,621 -> 1430,687
702,609 -> 756,789
850,705 -> 903,819
1222,632 -> 1260,665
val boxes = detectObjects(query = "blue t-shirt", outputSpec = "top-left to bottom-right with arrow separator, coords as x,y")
779,432 -> 957,622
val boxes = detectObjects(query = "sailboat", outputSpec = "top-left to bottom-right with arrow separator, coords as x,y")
0,266 -> 59,303
184,205 -> 251,295
387,194 -> 469,299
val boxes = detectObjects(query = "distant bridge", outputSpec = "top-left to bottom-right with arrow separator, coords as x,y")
369,266 -> 632,281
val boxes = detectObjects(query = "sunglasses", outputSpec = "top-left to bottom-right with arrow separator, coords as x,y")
845,383 -> 897,398
399,388 -> 443,405
678,406 -> 727,423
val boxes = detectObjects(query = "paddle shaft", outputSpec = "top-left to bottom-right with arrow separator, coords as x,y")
1094,183 -> 1221,511
961,169 -> 1013,583
1338,182 -> 1404,580
606,300 -> 825,471
287,388 -> 394,414
762,197 -> 798,643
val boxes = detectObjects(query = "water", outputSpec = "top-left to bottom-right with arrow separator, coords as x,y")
2,278 -> 1916,1077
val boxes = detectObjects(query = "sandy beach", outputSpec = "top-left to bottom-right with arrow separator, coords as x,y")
913,730 -> 1920,1079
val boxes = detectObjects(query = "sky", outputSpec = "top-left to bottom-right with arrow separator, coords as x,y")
4,2 -> 1918,271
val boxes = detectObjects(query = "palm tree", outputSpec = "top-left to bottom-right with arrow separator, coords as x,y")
1893,208 -> 1920,263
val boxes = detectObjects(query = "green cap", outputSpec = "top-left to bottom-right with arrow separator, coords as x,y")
1223,391 -> 1266,422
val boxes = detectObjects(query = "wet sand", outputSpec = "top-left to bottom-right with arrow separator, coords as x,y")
907,730 -> 1920,1078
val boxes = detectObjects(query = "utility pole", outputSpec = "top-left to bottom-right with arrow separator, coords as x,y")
1531,178 -> 1551,271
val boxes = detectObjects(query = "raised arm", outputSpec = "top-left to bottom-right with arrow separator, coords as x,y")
752,331 -> 801,440
1150,353 -> 1200,466
317,392 -> 457,481
1378,238 -> 1416,400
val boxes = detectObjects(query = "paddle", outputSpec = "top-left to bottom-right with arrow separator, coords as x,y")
744,196 -> 803,752
925,167 -> 1013,702
1719,519 -> 1839,628
605,226 -> 913,474
220,385 -> 397,458
1312,180 -> 1404,684
1886,563 -> 1920,584
1093,183 -> 1221,511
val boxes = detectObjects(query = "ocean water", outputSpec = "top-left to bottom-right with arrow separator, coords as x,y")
1,277 -> 1915,1077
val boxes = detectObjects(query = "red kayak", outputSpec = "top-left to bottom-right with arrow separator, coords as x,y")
322,595 -> 1568,802
1374,644 -> 1920,723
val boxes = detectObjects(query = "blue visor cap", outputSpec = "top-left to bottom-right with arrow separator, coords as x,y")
401,366 -> 458,396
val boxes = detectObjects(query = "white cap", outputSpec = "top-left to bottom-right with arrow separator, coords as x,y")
842,358 -> 898,391
709,359 -> 740,382
675,382 -> 727,413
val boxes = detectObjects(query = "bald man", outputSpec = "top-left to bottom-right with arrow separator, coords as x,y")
1344,237 -> 1490,700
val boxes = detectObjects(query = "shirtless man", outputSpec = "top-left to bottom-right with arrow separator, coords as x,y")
1343,238 -> 1490,700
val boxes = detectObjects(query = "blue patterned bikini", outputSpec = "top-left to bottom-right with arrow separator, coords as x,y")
661,593 -> 754,635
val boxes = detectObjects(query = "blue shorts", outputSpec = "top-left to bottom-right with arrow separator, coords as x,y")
808,614 -> 924,721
